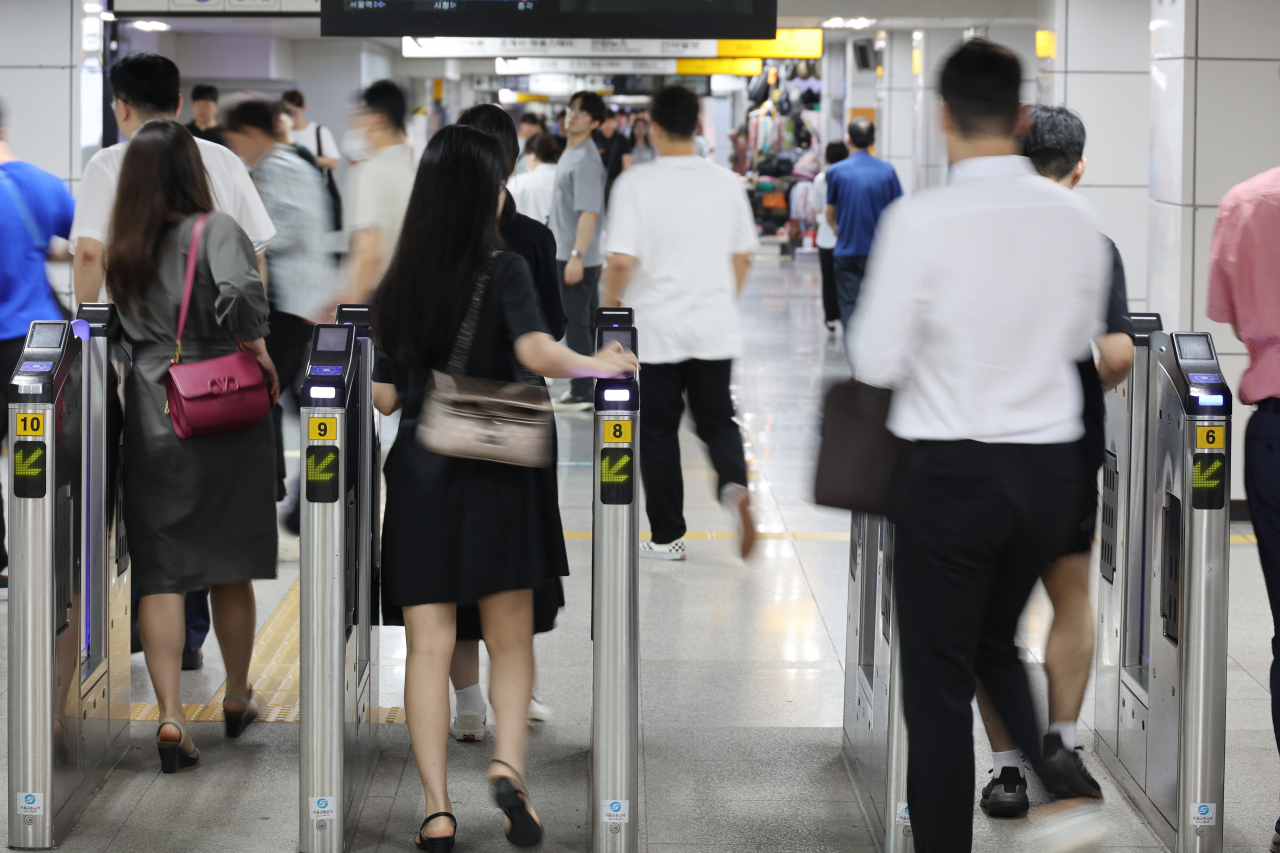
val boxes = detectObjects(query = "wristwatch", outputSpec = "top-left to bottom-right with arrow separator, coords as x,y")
570,250 -> 583,259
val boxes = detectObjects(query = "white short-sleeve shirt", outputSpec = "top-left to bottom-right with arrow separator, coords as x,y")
70,132 -> 275,252
293,122 -> 340,165
605,156 -> 758,364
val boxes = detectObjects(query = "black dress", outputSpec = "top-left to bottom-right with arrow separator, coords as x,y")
375,252 -> 570,610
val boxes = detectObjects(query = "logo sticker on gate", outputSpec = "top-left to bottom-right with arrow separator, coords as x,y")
1190,803 -> 1216,826
895,802 -> 910,825
310,797 -> 336,821
16,793 -> 43,816
601,799 -> 629,823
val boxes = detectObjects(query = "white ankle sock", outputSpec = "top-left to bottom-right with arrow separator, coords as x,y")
1049,721 -> 1077,751
454,683 -> 485,718
992,749 -> 1023,775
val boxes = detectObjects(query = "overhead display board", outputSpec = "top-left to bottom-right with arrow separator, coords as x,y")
323,0 -> 778,40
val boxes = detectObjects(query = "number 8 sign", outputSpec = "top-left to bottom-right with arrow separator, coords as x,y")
602,420 -> 632,444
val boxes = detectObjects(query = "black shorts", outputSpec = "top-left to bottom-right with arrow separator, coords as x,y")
1066,441 -> 1100,557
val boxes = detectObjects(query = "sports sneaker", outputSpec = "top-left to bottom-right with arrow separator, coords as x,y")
1271,830 -> 1280,853
640,539 -> 686,560
450,711 -> 486,742
529,695 -> 553,723
720,483 -> 757,559
980,766 -> 1029,817
553,391 -> 592,412
1040,734 -> 1103,801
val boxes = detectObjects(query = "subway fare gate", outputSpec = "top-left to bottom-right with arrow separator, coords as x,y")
7,307 -> 132,848
843,514 -> 912,852
1094,329 -> 1232,851
591,308 -> 640,853
298,307 -> 382,852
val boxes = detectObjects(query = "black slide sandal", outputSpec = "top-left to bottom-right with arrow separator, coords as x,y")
414,812 -> 456,852
489,759 -> 544,847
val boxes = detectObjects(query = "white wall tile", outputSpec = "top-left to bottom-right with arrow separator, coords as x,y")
1190,205 -> 1247,353
1065,72 -> 1150,187
988,25 -> 1037,79
1149,58 -> 1195,205
1151,0 -> 1197,59
1038,71 -> 1068,104
1198,0 -> 1280,59
887,31 -> 914,87
1147,199 -> 1194,330
1066,0 -> 1151,72
1077,186 -> 1150,303
887,158 -> 913,196
887,89 -> 915,159
1194,59 -> 1280,206
0,68 -> 74,180
0,0 -> 73,68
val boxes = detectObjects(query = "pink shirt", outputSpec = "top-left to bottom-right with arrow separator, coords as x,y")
1207,166 -> 1280,405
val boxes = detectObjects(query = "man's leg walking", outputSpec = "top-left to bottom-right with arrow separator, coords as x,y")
638,362 -> 688,545
1244,410 -> 1280,762
184,588 -> 212,666
833,254 -> 868,330
819,248 -> 839,325
558,262 -> 601,401
684,360 -> 754,556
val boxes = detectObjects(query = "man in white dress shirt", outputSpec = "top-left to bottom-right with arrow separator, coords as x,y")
849,39 -> 1109,850
70,51 -> 275,672
71,52 -> 275,307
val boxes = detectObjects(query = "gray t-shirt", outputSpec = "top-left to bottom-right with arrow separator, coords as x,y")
549,138 -> 607,266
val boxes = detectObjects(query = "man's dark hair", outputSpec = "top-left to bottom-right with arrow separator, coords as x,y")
1021,104 -> 1086,181
109,52 -> 181,117
362,80 -> 407,133
650,85 -> 700,141
939,38 -> 1023,138
825,141 -> 848,166
847,117 -> 874,149
529,132 -> 561,164
519,113 -> 542,128
191,83 -> 218,103
224,99 -> 276,136
569,91 -> 607,124
282,89 -> 305,108
456,103 -> 521,175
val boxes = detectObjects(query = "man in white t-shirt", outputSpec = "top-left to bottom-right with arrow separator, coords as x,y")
71,52 -> 275,307
603,85 -> 759,562
281,89 -> 340,172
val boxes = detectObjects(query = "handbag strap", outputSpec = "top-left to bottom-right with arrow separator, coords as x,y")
445,253 -> 498,376
173,213 -> 210,364
0,166 -> 46,256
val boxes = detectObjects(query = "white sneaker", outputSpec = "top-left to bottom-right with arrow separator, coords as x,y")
640,538 -> 686,560
529,695 -> 553,723
721,483 -> 757,559
449,711 -> 486,742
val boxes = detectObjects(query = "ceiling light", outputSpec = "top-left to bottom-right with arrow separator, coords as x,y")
821,17 -> 844,28
132,20 -> 171,32
849,17 -> 875,29
84,3 -> 102,12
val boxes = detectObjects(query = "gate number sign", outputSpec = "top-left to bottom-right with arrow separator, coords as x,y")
1196,426 -> 1223,449
15,414 -> 43,436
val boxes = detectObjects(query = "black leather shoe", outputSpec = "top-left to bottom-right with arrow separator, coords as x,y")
980,766 -> 1029,817
1041,734 -> 1103,800
182,647 -> 203,671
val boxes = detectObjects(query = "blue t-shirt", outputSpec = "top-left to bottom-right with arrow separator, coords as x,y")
0,161 -> 75,341
825,151 -> 903,258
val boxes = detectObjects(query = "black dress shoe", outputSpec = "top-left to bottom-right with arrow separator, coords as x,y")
980,766 -> 1029,817
182,647 -> 203,671
1041,733 -> 1103,800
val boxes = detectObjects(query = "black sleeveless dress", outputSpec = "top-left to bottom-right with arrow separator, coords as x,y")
374,252 -> 570,611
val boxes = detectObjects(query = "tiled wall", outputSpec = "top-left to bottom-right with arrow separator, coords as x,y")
877,30 -> 916,194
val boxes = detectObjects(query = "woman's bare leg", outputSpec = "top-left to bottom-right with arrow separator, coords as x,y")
140,592 -> 188,744
403,602 -> 458,840
209,582 -> 257,712
478,589 -> 539,826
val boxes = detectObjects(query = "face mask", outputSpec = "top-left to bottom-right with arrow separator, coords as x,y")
341,126 -> 370,163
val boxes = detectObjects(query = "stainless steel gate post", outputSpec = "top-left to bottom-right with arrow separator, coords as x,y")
590,308 -> 640,853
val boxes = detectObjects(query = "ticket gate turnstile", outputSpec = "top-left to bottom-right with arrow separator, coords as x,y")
842,514 -> 912,851
7,308 -> 132,849
590,308 -> 640,853
298,306 -> 381,853
1093,329 -> 1231,852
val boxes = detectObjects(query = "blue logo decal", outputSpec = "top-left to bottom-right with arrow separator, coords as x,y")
610,802 -> 622,812
1198,804 -> 1210,816
317,798 -> 329,809
24,795 -> 36,805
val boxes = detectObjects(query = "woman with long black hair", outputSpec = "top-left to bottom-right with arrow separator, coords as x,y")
106,119 -> 279,772
371,124 -> 636,850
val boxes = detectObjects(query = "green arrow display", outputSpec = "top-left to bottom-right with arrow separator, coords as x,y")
1192,457 -> 1223,490
602,454 -> 631,484
308,451 -> 337,482
14,446 -> 44,478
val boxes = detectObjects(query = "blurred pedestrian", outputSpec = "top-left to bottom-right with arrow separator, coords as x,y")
811,141 -> 848,332
849,39 -> 1110,850
186,83 -> 226,147
508,133 -> 559,226
627,117 -> 657,167
282,89 -> 343,231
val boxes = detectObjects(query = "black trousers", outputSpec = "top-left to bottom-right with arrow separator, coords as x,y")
558,261 -> 601,399
1244,406 -> 1280,810
638,359 -> 749,544
267,309 -> 314,502
0,335 -> 27,570
892,440 -> 1076,852
818,247 -> 839,324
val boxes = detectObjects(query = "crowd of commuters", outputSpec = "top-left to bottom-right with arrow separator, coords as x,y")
9,26 -> 1280,853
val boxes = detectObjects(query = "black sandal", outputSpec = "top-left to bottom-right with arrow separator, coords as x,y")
223,689 -> 262,739
489,759 -> 543,848
414,812 -> 456,852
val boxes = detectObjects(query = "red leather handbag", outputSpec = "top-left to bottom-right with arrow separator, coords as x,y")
165,214 -> 271,440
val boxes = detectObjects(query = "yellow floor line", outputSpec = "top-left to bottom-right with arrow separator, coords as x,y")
1231,534 -> 1258,544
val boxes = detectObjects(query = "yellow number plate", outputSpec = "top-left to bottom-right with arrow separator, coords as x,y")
603,420 -> 632,444
1196,426 -> 1224,449
309,417 -> 337,441
15,413 -> 45,436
